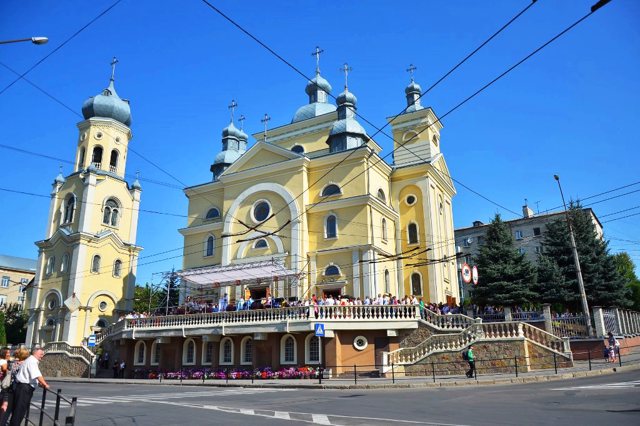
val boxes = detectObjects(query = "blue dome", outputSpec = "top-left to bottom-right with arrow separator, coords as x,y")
222,122 -> 242,139
292,102 -> 336,123
305,74 -> 332,95
213,149 -> 242,165
54,173 -> 66,184
329,118 -> 367,137
405,81 -> 422,95
82,80 -> 131,126
337,90 -> 357,106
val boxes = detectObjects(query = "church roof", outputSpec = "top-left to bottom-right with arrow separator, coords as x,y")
0,254 -> 37,272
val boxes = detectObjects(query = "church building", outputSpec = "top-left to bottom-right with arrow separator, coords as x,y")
179,58 -> 459,310
25,60 -> 142,347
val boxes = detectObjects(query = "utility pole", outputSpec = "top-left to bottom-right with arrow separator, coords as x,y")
554,175 -> 593,336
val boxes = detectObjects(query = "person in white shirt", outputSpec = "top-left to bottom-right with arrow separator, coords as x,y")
9,347 -> 49,426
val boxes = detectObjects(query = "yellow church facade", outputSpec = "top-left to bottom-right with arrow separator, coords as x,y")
25,66 -> 142,347
179,66 -> 459,307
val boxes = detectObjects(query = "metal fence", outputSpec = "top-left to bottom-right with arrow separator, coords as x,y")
603,309 -> 621,335
21,388 -> 77,426
551,315 -> 590,338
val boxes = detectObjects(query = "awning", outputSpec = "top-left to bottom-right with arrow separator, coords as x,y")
178,260 -> 299,288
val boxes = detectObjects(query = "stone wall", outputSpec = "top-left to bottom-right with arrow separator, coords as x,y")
41,353 -> 89,378
398,322 -> 434,348
402,340 -> 529,376
527,341 -> 572,369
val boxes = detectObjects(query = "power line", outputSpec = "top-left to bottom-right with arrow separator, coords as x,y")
0,0 -> 123,95
541,180 -> 640,214
599,205 -> 640,218
602,211 -> 640,224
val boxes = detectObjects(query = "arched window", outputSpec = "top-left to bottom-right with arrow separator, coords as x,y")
220,337 -> 234,365
381,218 -> 388,241
321,184 -> 341,197
325,214 -> 337,239
280,334 -> 297,364
109,150 -> 119,172
291,145 -> 304,154
78,147 -> 85,170
134,341 -> 146,366
205,208 -> 220,220
91,146 -> 103,167
64,195 -> 75,223
408,223 -> 418,244
60,253 -> 69,273
45,256 -> 55,276
151,341 -> 160,366
183,338 -> 196,365
91,255 -> 101,273
204,235 -> 215,257
325,265 -> 340,276
113,259 -> 122,277
203,341 -> 214,364
241,337 -> 253,365
377,188 -> 386,203
103,199 -> 119,226
305,334 -> 321,364
411,272 -> 422,296
254,239 -> 268,249
384,269 -> 390,293
95,319 -> 108,328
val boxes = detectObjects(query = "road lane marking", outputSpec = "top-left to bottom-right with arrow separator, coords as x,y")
551,380 -> 640,391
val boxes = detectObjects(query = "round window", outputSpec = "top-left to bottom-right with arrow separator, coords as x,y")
99,301 -> 108,312
353,336 -> 368,351
253,201 -> 270,222
406,195 -> 416,205
95,132 -> 103,140
47,299 -> 57,310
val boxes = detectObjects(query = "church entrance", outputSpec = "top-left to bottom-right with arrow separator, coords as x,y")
322,288 -> 342,299
249,286 -> 269,300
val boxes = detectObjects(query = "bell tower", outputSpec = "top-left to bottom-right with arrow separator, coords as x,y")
26,58 -> 143,347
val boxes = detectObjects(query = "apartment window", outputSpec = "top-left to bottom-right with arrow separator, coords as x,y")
1,276 -> 9,288
533,227 -> 541,236
477,236 -> 485,246
0,296 -> 7,306
535,246 -> 543,254
518,248 -> 526,255
515,230 -> 524,240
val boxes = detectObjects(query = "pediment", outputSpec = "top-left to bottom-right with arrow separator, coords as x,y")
223,141 -> 302,175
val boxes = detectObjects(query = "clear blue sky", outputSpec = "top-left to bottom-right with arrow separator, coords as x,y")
1,0 -> 639,286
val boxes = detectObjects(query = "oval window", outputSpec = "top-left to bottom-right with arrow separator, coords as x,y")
406,195 -> 416,205
253,201 -> 270,222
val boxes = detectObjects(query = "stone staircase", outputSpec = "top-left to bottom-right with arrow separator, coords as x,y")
384,311 -> 573,373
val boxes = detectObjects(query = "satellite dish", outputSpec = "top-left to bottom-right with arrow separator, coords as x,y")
466,237 -> 473,245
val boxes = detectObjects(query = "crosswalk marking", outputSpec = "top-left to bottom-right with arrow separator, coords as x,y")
40,387 -> 294,408
552,380 -> 640,391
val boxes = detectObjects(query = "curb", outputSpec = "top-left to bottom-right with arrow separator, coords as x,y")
48,363 -> 640,390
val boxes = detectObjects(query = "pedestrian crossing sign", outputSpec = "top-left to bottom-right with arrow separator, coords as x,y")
314,323 -> 325,337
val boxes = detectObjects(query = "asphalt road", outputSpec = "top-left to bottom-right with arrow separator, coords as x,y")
33,371 -> 640,425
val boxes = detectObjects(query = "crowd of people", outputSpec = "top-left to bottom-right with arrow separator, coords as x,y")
113,293 -> 464,321
0,346 -> 50,426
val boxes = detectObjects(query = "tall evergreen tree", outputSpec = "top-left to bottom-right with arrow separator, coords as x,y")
471,214 -> 538,307
534,255 -> 571,304
613,252 -> 640,310
538,203 -> 629,309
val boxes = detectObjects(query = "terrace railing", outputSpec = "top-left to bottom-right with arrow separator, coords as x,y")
43,341 -> 94,364
421,310 -> 475,331
97,304 -> 422,342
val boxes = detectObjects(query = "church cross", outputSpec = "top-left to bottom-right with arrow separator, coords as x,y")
238,114 -> 246,130
406,64 -> 417,82
261,113 -> 271,141
228,99 -> 238,123
312,46 -> 324,74
340,63 -> 352,90
110,57 -> 119,81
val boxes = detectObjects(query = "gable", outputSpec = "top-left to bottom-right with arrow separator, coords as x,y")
224,142 -> 301,175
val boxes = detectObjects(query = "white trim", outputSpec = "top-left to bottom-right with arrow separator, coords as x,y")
410,271 -> 424,297
41,289 -> 63,311
353,335 -> 368,351
324,213 -> 338,239
134,341 -> 146,366
304,333 -> 321,364
182,338 -> 196,365
219,337 -> 234,365
405,193 -> 417,206
280,334 -> 297,365
251,199 -> 272,224
237,233 -> 285,260
240,336 -> 253,365
150,341 -> 160,366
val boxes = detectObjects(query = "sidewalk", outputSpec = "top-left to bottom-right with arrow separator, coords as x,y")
49,359 -> 640,389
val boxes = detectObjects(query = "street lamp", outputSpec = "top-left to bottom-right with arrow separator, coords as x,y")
553,174 -> 594,336
0,37 -> 49,45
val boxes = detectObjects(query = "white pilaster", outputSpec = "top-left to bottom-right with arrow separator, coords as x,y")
78,172 -> 97,234
351,249 -> 360,298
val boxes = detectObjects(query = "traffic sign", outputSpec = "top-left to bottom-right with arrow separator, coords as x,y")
461,263 -> 472,284
87,334 -> 96,347
472,266 -> 479,285
314,323 -> 325,337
